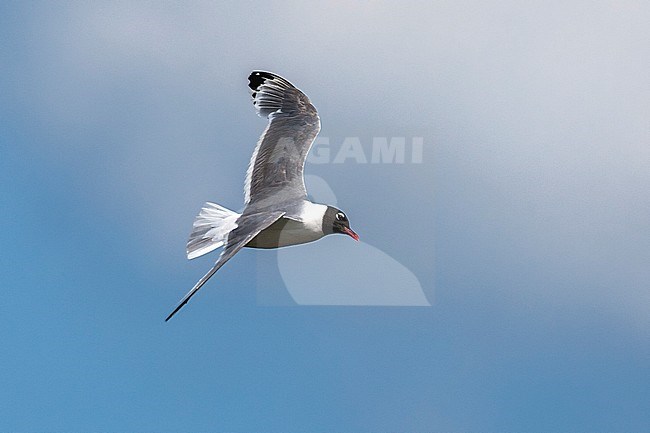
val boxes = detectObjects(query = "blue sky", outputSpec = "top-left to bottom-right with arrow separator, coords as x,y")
1,1 -> 649,432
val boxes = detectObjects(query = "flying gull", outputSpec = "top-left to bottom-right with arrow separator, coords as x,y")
165,71 -> 359,321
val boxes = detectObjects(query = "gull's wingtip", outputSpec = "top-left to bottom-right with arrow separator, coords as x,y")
164,303 -> 184,322
247,70 -> 299,118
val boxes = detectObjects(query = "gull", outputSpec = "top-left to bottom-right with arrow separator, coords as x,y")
165,71 -> 359,321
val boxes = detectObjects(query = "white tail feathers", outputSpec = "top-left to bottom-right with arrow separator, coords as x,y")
186,202 -> 240,260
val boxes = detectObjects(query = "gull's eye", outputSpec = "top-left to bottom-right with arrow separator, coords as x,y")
336,212 -> 346,221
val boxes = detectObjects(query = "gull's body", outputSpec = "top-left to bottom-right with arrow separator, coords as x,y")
246,201 -> 329,249
165,71 -> 358,321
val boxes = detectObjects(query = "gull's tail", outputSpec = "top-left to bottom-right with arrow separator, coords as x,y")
186,202 -> 240,260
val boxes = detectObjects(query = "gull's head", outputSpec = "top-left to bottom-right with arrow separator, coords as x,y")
323,206 -> 359,241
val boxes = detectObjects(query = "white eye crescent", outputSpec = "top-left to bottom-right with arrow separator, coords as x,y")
336,212 -> 346,221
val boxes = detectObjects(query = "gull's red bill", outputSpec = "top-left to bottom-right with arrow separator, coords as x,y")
343,227 -> 360,241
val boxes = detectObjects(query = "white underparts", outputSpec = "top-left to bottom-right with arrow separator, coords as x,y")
246,202 -> 327,249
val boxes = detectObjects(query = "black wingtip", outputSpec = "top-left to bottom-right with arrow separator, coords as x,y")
164,301 -> 186,322
248,71 -> 277,91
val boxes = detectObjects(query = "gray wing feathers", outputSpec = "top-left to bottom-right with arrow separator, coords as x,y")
245,71 -> 320,204
248,71 -> 308,118
165,211 -> 285,321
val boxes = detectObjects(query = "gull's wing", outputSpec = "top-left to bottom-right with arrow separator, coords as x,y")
244,71 -> 321,204
165,211 -> 285,321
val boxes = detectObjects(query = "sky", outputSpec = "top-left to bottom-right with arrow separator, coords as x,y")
1,1 -> 649,432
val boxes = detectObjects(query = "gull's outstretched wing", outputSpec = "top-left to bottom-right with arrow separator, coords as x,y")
165,211 -> 285,321
244,71 -> 321,204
